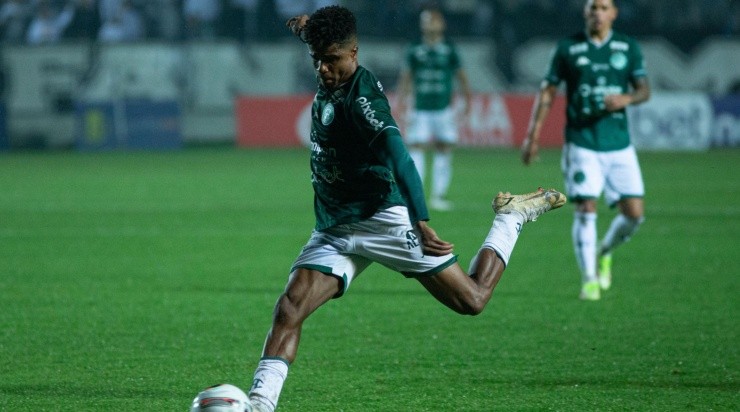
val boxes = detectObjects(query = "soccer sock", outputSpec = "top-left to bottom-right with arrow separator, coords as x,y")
572,211 -> 598,283
481,212 -> 523,267
431,151 -> 452,200
249,357 -> 289,412
409,148 -> 425,184
600,214 -> 644,255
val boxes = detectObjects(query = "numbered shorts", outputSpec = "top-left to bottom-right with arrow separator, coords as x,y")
291,206 -> 457,298
405,108 -> 458,145
561,143 -> 645,206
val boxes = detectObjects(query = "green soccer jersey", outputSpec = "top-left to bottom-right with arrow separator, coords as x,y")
405,40 -> 461,110
310,65 -> 428,231
544,31 -> 647,151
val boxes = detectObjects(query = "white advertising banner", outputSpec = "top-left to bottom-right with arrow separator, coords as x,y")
628,92 -> 714,151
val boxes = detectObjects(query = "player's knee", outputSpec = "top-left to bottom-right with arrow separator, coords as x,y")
458,294 -> 487,316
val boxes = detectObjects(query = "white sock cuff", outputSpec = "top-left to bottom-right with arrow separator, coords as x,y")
575,211 -> 597,221
249,357 -> 290,412
482,213 -> 522,266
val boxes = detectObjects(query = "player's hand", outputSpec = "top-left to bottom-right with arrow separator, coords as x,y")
521,136 -> 539,166
416,221 -> 454,256
286,15 -> 309,37
604,94 -> 632,112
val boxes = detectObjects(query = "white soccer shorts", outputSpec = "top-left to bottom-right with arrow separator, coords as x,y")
405,108 -> 458,145
291,206 -> 457,297
561,143 -> 645,206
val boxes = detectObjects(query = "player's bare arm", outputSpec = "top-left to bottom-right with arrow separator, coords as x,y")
521,83 -> 558,165
456,68 -> 473,116
604,76 -> 651,111
415,220 -> 454,256
395,69 -> 412,119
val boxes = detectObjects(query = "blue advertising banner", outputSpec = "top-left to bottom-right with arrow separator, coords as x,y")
0,103 -> 8,150
75,101 -> 118,151
711,95 -> 740,148
75,99 -> 182,151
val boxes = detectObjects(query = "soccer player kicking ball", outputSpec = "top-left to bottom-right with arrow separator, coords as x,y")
521,0 -> 651,300
245,6 -> 565,411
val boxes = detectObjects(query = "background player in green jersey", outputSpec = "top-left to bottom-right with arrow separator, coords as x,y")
245,6 -> 565,412
521,0 -> 651,301
396,7 -> 472,211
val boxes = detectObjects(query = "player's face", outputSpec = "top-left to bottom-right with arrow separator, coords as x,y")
584,0 -> 617,34
308,42 -> 358,90
420,10 -> 445,36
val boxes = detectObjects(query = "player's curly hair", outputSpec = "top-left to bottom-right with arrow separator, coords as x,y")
303,5 -> 357,51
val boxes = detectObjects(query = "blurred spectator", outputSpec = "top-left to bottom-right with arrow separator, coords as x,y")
0,0 -> 33,44
98,0 -> 122,22
229,0 -> 259,41
97,0 -> 142,42
183,0 -> 221,40
273,0 -> 333,30
143,0 -> 180,40
26,1 -> 74,45
64,0 -> 101,40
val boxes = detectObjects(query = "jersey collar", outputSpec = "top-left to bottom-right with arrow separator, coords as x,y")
586,29 -> 613,48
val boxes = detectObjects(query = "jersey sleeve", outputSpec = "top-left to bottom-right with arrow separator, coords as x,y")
348,78 -> 400,144
543,42 -> 566,86
628,38 -> 648,81
370,128 -> 429,224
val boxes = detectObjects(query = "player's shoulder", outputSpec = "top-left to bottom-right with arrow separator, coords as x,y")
555,32 -> 588,53
407,41 -> 425,53
608,31 -> 643,53
347,66 -> 387,100
610,30 -> 639,43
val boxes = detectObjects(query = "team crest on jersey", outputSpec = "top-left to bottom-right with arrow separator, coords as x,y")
610,52 -> 627,70
321,103 -> 335,125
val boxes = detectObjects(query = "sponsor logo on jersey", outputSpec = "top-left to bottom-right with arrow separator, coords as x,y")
355,96 -> 385,131
569,43 -> 588,55
376,80 -> 384,92
610,52 -> 628,70
321,103 -> 335,125
576,56 -> 591,66
610,41 -> 629,51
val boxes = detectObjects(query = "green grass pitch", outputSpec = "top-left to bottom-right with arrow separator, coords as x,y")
0,147 -> 737,411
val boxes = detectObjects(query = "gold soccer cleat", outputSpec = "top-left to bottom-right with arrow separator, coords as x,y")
492,187 -> 566,222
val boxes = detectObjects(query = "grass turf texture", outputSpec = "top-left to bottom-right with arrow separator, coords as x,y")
0,148 -> 737,411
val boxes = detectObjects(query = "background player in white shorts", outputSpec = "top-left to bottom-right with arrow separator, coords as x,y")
521,0 -> 651,300
396,7 -> 472,211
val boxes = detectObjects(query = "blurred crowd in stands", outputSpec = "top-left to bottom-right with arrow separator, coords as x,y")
1,0 -> 737,48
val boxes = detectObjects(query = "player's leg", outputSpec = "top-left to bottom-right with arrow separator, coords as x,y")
249,268 -> 340,412
562,144 -> 603,300
416,250 -> 503,315
250,230 -> 370,412
574,199 -> 600,300
416,188 -> 566,314
598,146 -> 645,290
406,110 -> 430,184
429,109 -> 457,211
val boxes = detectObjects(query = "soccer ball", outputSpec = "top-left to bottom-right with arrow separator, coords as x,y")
190,383 -> 253,412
